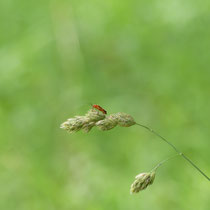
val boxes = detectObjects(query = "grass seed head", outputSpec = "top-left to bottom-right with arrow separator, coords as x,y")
130,172 -> 155,194
60,109 -> 135,133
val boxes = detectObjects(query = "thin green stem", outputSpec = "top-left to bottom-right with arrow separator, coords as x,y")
151,154 -> 180,172
136,123 -> 210,181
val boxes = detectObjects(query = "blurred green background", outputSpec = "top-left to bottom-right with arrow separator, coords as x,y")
0,0 -> 210,209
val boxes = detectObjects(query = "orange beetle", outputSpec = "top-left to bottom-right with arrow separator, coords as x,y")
92,104 -> 107,114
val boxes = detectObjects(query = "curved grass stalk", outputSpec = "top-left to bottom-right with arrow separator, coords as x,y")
136,123 -> 210,181
151,153 -> 180,172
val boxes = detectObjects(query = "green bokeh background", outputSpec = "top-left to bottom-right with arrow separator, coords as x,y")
0,0 -> 210,209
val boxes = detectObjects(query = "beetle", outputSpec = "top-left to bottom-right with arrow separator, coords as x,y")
92,104 -> 107,114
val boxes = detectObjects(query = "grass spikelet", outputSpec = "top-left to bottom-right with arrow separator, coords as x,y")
60,116 -> 87,133
95,114 -> 118,131
82,122 -> 95,133
85,109 -> 106,122
60,109 -> 105,133
130,172 -> 155,194
115,112 -> 136,127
